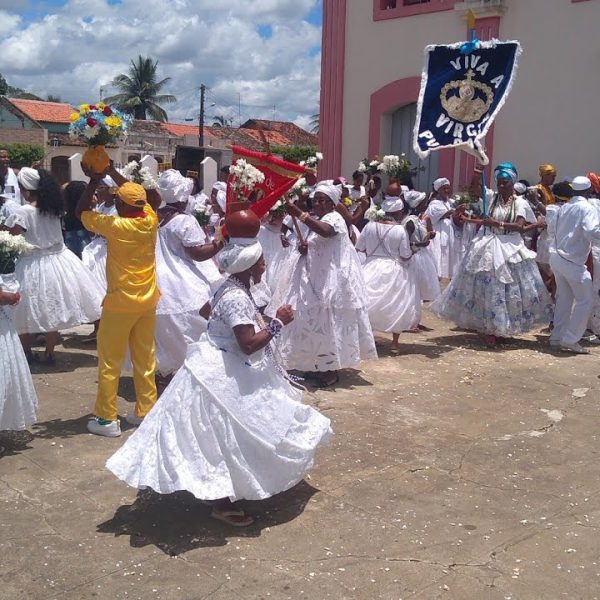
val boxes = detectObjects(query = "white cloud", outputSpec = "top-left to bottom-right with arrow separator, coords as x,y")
0,0 -> 321,131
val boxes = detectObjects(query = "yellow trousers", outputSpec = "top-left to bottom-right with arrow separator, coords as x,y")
94,308 -> 157,421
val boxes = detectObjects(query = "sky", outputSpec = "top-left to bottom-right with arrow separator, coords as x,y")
0,0 -> 323,130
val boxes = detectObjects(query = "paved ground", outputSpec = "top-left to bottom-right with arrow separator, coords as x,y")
1,314 -> 600,600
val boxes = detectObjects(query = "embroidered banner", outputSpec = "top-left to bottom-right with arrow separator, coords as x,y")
413,40 -> 522,165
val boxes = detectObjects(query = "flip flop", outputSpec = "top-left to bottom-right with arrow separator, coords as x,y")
210,508 -> 254,527
390,347 -> 400,356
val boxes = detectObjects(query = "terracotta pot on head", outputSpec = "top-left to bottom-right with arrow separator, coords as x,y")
225,208 -> 261,238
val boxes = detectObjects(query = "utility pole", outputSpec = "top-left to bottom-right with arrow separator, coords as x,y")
199,84 -> 206,147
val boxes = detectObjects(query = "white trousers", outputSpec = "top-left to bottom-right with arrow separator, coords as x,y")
549,253 -> 593,345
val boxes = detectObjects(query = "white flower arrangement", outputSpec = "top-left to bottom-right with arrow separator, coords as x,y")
299,152 -> 324,169
193,205 -> 210,227
0,231 -> 34,274
376,154 -> 412,179
121,160 -> 159,190
358,157 -> 381,175
365,207 -> 386,222
229,159 -> 265,201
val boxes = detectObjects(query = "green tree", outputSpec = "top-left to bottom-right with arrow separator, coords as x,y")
104,56 -> 177,122
212,115 -> 233,127
270,145 -> 318,164
0,143 -> 45,168
46,94 -> 62,103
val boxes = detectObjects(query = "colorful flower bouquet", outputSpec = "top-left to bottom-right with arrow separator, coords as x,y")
121,160 -> 159,190
0,231 -> 33,274
69,102 -> 132,174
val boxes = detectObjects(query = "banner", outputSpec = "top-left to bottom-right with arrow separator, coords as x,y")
413,40 -> 522,164
227,145 -> 306,218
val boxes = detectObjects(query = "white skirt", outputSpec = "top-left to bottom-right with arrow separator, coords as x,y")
410,249 -> 441,302
14,246 -> 103,334
155,310 -> 207,377
81,237 -> 108,294
106,337 -> 332,501
362,257 -> 421,334
277,304 -> 378,372
0,305 -> 38,430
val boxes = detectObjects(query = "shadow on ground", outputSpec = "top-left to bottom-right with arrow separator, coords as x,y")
28,349 -> 98,374
0,430 -> 35,458
97,481 -> 319,556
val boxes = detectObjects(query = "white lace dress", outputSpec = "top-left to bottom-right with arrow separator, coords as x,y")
402,215 -> 441,301
257,223 -> 291,291
106,280 -> 332,502
356,222 -> 421,334
430,195 -> 554,335
7,205 -> 103,333
0,274 -> 38,430
587,197 -> 600,335
268,211 -> 377,372
426,198 -> 461,278
81,202 -> 117,294
154,212 -> 224,376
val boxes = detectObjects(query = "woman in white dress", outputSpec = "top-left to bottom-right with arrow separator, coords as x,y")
356,196 -> 420,355
81,176 -> 118,295
0,274 -> 37,432
426,177 -> 461,279
430,163 -> 554,347
106,225 -> 331,527
257,204 -> 291,292
154,170 -> 224,378
271,181 -> 377,387
8,168 -> 103,363
402,190 -> 441,303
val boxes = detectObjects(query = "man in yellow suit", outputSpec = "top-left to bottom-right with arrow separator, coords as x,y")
77,165 -> 161,437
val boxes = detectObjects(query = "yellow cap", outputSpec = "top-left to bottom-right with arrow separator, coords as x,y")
539,164 -> 557,177
116,182 -> 146,207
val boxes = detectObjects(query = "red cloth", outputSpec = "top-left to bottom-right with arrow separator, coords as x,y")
226,145 -> 306,219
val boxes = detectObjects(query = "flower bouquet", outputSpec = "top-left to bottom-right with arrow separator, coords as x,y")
269,199 -> 286,218
377,154 -> 414,182
358,157 -> 381,176
193,205 -> 210,228
365,207 -> 386,222
229,159 -> 265,205
69,102 -> 132,174
299,151 -> 323,169
121,160 -> 159,190
0,231 -> 33,280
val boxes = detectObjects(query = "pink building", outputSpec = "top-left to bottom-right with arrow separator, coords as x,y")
319,0 -> 600,189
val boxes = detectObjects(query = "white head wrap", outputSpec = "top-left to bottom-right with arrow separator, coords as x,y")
218,239 -> 263,274
315,180 -> 342,205
381,196 -> 404,213
433,177 -> 450,192
513,182 -> 527,195
216,190 -> 227,212
213,181 -> 227,193
17,167 -> 40,191
571,176 -> 592,192
102,175 -> 117,188
158,169 -> 194,205
401,185 -> 409,194
404,190 -> 427,209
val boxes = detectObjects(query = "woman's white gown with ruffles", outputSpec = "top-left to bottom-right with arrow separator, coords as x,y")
106,280 -> 332,502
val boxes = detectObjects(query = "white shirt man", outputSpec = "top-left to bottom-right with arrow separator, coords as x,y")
548,176 -> 600,353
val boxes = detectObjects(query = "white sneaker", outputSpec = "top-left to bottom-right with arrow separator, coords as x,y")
124,413 -> 144,426
87,417 -> 121,437
559,343 -> 590,355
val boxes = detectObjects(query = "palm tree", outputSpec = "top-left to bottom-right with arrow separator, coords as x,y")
104,56 -> 176,122
309,112 -> 320,135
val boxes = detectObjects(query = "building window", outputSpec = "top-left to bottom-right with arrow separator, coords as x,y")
375,0 -> 458,20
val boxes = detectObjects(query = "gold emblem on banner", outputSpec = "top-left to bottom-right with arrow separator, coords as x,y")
440,69 -> 493,123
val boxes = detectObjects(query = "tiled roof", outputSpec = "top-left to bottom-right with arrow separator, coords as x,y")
10,98 -> 75,124
162,122 -> 217,140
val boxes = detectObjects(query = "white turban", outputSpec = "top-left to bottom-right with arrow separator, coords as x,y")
381,196 -> 404,213
17,167 -> 40,191
216,190 -> 227,212
315,180 -> 342,205
513,182 -> 527,195
218,239 -> 263,274
571,176 -> 592,192
433,177 -> 450,192
213,181 -> 227,193
404,190 -> 427,209
158,169 -> 194,205
102,175 -> 117,188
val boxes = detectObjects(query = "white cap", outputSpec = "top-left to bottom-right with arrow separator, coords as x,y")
570,176 -> 592,192
381,196 -> 404,213
433,177 -> 450,191
513,182 -> 527,195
